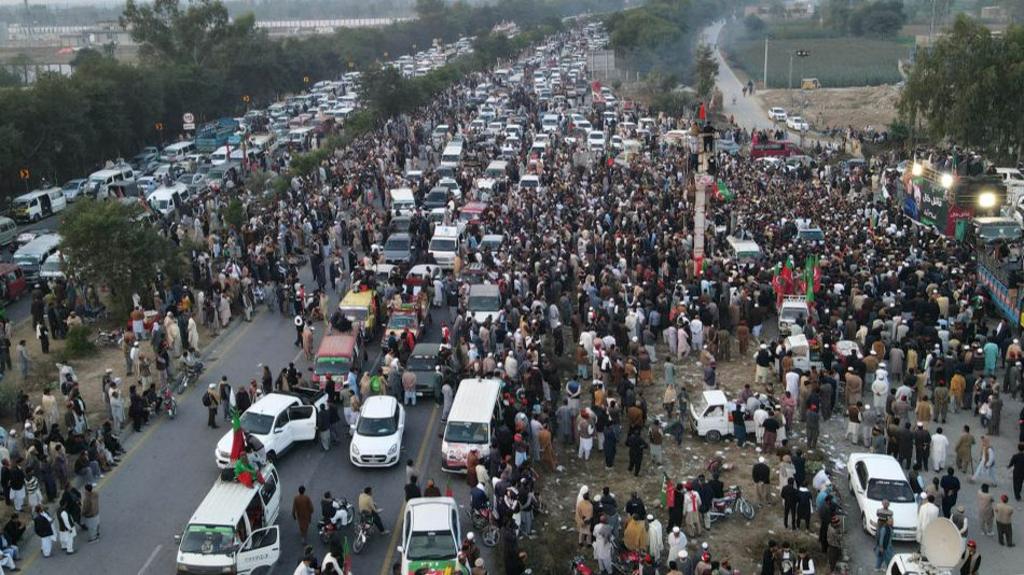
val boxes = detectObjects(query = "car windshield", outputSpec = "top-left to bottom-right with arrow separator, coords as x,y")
405,530 -> 457,561
430,239 -> 456,252
179,524 -> 237,555
239,412 -> 274,436
389,315 -> 418,329
316,358 -> 350,376
444,421 -> 488,443
798,229 -> 824,241
386,238 -> 410,250
341,307 -> 368,321
780,308 -> 805,323
867,479 -> 915,503
468,295 -> 500,311
356,415 -> 397,437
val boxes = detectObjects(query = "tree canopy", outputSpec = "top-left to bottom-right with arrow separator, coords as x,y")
58,199 -> 182,315
898,15 -> 1024,161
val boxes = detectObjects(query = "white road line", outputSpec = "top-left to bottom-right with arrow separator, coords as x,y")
137,544 -> 163,575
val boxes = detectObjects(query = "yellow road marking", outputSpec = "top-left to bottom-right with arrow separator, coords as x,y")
377,404 -> 439,575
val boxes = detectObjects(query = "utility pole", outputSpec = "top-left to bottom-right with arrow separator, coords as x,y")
763,37 -> 769,89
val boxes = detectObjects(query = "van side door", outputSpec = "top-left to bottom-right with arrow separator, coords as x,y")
259,468 -> 281,524
286,405 -> 317,442
235,526 -> 280,575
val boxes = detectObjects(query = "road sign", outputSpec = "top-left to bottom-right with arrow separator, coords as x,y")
182,112 -> 195,124
18,168 -> 30,180
183,122 -> 196,131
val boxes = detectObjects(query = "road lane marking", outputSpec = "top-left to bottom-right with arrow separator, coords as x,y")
137,544 -> 163,574
377,404 -> 439,575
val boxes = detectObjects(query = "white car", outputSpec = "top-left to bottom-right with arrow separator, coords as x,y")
350,396 -> 405,467
848,453 -> 919,541
399,497 -> 464,574
587,130 -> 606,151
768,107 -> 788,122
214,390 -> 325,468
786,116 -> 810,131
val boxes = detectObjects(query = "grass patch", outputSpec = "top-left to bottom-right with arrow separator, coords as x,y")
721,22 -> 908,88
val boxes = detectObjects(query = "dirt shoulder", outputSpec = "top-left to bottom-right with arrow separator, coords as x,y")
756,86 -> 900,132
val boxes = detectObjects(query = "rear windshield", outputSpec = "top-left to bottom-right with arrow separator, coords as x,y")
316,358 -> 350,376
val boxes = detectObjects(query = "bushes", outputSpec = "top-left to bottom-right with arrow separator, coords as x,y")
63,326 -> 97,360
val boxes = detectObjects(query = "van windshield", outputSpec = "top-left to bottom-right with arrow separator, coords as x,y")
179,524 -> 237,555
430,238 -> 457,252
445,421 -> 488,444
341,307 -> 368,321
468,295 -> 500,311
13,254 -> 38,267
315,358 -> 350,376
239,412 -> 274,436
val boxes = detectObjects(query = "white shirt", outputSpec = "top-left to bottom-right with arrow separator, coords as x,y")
916,502 -> 940,542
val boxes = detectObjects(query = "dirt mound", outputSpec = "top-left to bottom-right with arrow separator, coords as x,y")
758,86 -> 900,132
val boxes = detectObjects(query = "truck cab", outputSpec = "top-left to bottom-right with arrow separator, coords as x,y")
778,296 -> 809,337
214,388 -> 326,467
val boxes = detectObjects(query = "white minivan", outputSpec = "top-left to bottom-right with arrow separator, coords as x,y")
389,188 -> 416,217
11,188 -> 67,223
162,141 -> 196,163
441,378 -> 503,473
428,225 -> 460,269
210,145 -> 245,166
175,464 -> 282,575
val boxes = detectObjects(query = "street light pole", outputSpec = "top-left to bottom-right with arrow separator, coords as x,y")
763,37 -> 769,89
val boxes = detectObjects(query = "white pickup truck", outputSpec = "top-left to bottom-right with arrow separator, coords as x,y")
778,295 -> 809,337
215,387 -> 327,468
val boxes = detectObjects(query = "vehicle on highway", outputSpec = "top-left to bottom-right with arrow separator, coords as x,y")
442,378 -> 503,473
382,232 -> 416,265
389,188 -> 417,217
786,116 -> 810,131
310,334 -> 361,388
13,233 -> 61,282
587,129 -> 606,152
161,141 -> 196,163
147,184 -> 190,218
349,395 -> 405,467
423,187 -> 449,210
778,296 -> 809,337
214,387 -> 326,468
61,179 -> 89,202
768,107 -> 788,121
338,289 -> 380,339
399,497 -> 466,575
848,453 -> 918,541
405,343 -> 449,397
86,165 -> 135,198
519,174 -> 542,193
175,463 -> 281,575
382,303 -> 423,347
429,225 -> 460,270
466,283 -> 502,325
750,141 -> 803,159
0,217 -> 16,248
11,187 -> 66,223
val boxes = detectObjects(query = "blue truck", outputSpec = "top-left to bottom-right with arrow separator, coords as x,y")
194,118 -> 239,153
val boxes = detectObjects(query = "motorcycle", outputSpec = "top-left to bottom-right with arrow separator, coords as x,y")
352,511 -> 376,554
317,498 -> 355,544
176,355 -> 204,394
611,546 -> 651,575
468,507 -> 499,547
708,485 -> 755,525
161,384 -> 178,419
95,328 -> 124,348
568,556 -> 593,575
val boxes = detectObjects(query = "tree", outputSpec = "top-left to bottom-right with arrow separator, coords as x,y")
898,16 -> 1024,161
847,0 -> 906,38
121,0 -> 252,67
694,43 -> 719,102
415,0 -> 447,20
744,14 -> 766,36
58,200 -> 182,317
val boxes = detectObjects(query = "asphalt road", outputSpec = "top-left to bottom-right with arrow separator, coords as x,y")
2,214 -> 61,325
18,259 -> 477,575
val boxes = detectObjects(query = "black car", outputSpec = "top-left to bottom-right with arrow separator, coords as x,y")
423,187 -> 449,210
405,343 -> 452,397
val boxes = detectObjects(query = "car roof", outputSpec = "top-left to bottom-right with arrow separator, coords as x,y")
189,465 -> 279,526
411,343 -> 443,356
247,393 -> 298,415
407,497 -> 458,532
361,395 -> 398,418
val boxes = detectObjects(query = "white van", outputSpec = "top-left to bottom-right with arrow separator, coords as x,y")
429,225 -> 460,269
210,145 -> 244,166
440,143 -> 463,169
87,166 -> 135,198
175,464 -> 282,575
162,141 -> 196,163
147,184 -> 190,218
389,188 -> 416,216
11,188 -> 67,223
541,113 -> 560,133
13,233 -> 61,281
0,217 -> 17,247
484,160 -> 508,180
441,378 -> 503,473
467,283 -> 502,325
249,134 -> 277,157
726,236 -> 762,262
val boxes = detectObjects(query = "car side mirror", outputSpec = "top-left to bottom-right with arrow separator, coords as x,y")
396,545 -> 404,554
350,424 -> 357,434
174,534 -> 182,544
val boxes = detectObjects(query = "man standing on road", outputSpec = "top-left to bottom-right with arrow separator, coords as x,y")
940,468 -> 960,518
202,384 -> 219,429
218,376 -> 233,423
752,456 -> 771,505
316,404 -> 331,452
292,485 -> 314,543
81,483 -> 100,542
994,494 -> 1014,547
1008,442 -> 1024,501
33,505 -> 55,557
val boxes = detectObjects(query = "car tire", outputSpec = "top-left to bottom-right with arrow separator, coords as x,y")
267,451 -> 277,464
706,430 -> 722,442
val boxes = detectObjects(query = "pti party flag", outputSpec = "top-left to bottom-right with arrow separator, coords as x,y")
229,408 -> 245,462
716,179 -> 734,202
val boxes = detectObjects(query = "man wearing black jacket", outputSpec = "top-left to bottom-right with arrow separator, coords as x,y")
781,478 -> 799,529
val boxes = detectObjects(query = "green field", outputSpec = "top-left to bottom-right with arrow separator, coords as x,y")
721,24 -> 909,88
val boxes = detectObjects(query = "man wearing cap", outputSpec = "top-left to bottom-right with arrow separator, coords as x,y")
994,494 -> 1014,546
202,384 -> 219,429
961,540 -> 981,574
667,525 -> 686,562
752,456 -> 771,505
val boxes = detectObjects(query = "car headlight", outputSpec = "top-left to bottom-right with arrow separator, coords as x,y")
388,444 -> 399,455
869,519 -> 878,529
351,443 -> 360,456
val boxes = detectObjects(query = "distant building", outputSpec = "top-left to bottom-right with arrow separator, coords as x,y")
980,6 -> 1008,23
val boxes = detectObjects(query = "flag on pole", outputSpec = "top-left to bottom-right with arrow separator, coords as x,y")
343,536 -> 352,574
804,255 -> 818,302
229,408 -> 245,462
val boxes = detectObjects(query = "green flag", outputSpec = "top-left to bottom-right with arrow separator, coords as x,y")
716,179 -> 734,202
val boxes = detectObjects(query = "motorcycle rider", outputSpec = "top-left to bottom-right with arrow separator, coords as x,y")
357,486 -> 389,534
470,482 -> 489,516
320,491 -> 351,530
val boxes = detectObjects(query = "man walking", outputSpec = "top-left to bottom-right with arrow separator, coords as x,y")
752,456 -> 771,505
33,505 -> 55,558
202,384 -> 220,429
292,485 -> 314,543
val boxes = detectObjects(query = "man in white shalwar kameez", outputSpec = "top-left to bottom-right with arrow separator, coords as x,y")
647,514 -> 664,562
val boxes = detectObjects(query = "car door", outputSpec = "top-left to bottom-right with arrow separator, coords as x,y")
259,468 -> 280,524
235,526 -> 280,575
853,461 -> 869,501
287,405 -> 317,442
396,405 -> 406,445
270,410 -> 292,450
